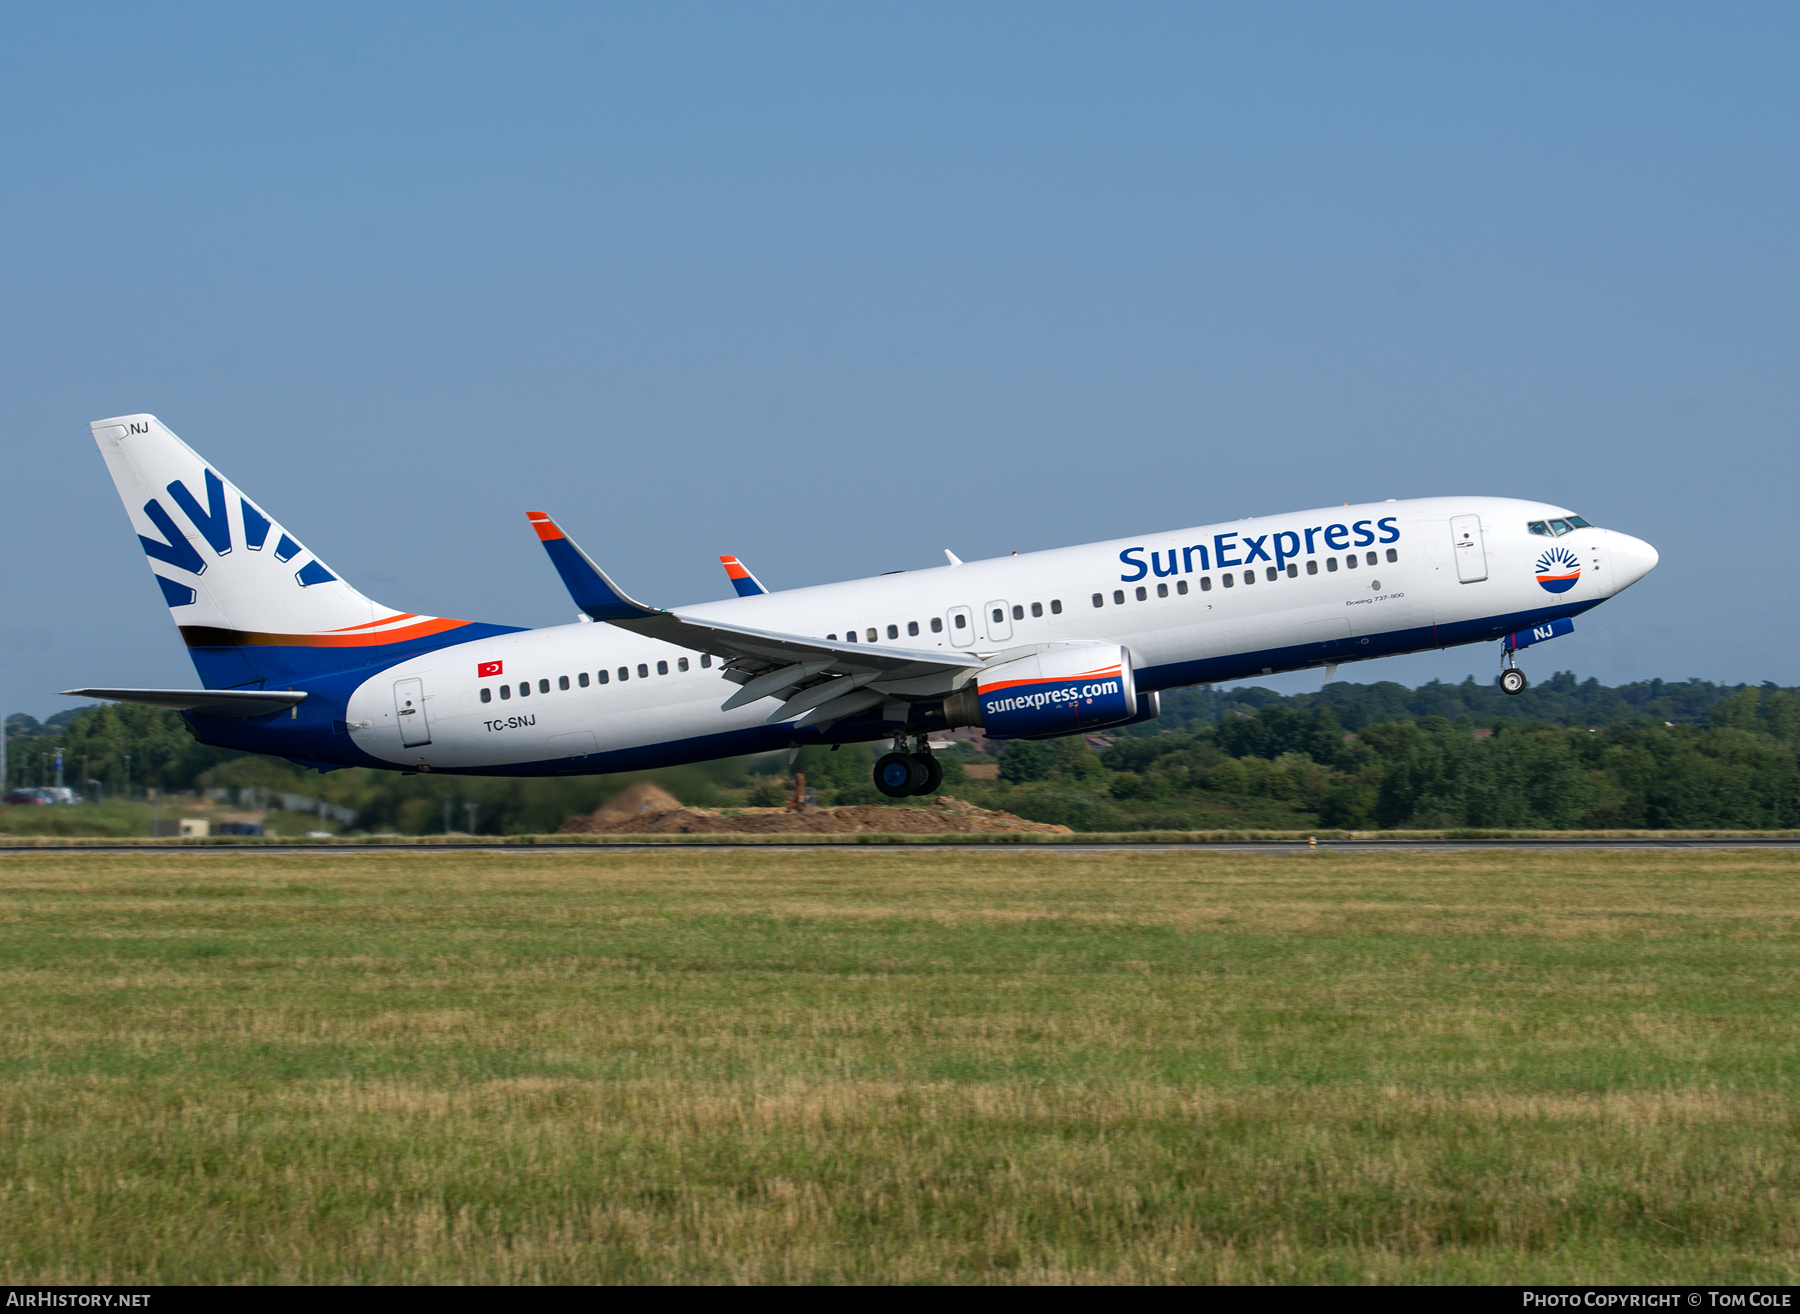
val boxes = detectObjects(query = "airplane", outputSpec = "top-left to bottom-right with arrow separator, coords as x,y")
65,414 -> 1658,798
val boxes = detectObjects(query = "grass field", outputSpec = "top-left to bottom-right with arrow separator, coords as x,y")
0,848 -> 1796,1284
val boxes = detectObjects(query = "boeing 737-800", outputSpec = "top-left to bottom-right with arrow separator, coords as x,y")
66,415 -> 1658,797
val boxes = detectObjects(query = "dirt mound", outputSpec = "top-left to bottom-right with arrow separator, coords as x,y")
587,781 -> 683,823
558,794 -> 1070,836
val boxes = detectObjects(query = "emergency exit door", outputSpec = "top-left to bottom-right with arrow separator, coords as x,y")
1450,514 -> 1488,583
394,677 -> 431,747
984,600 -> 1013,642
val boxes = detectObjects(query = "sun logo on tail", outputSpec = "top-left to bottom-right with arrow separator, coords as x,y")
1534,546 -> 1581,594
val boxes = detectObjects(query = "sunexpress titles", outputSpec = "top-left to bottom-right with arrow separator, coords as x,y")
1119,516 -> 1403,582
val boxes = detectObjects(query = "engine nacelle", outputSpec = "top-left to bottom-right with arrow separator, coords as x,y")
969,643 -> 1139,740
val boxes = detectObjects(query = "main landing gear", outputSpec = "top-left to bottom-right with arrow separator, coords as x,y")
1500,648 -> 1529,696
874,734 -> 943,798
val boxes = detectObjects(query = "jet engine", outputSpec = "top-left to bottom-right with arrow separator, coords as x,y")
944,642 -> 1142,740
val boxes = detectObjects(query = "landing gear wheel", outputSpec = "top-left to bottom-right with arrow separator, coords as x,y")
874,751 -> 926,798
911,753 -> 943,796
1500,668 -> 1528,696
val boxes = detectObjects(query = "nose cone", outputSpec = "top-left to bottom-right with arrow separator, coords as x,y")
1606,531 -> 1659,592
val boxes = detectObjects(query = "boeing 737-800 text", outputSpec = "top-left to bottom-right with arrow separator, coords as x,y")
66,415 -> 1658,798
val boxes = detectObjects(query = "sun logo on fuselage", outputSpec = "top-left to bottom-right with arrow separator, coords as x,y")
1534,546 -> 1581,594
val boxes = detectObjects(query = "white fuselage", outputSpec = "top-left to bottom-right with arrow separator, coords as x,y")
344,496 -> 1657,774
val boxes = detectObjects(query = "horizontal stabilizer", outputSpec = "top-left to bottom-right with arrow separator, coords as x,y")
718,556 -> 769,597
60,687 -> 308,718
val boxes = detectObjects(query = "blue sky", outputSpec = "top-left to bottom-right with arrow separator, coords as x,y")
3,4 -> 1796,716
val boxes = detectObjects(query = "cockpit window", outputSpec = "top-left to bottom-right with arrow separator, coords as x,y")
1528,521 -> 1552,537
1548,518 -> 1572,536
1566,515 -> 1591,528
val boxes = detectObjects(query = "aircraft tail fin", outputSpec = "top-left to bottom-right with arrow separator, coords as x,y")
90,414 -> 514,688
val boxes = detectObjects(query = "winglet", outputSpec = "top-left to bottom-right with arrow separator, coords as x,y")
718,555 -> 769,597
525,512 -> 660,622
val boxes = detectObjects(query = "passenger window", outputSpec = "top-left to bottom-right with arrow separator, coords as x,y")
1176,580 -> 1188,595
1222,573 -> 1234,588
1156,583 -> 1167,598
558,676 -> 570,691
618,667 -> 629,681
598,669 -> 609,684
678,657 -> 689,672
655,660 -> 667,675
1365,552 -> 1377,566
1200,577 -> 1212,591
1092,593 -> 1104,608
1385,548 -> 1398,562
1030,602 -> 1042,617
480,687 -> 491,703
1528,521 -> 1551,537
1567,515 -> 1591,528
578,672 -> 590,687
1011,605 -> 1023,621
931,617 -> 943,632
1243,571 -> 1254,585
1327,557 -> 1338,571
1345,554 -> 1358,568
500,685 -> 512,700
954,613 -> 967,628
701,654 -> 712,668
1307,559 -> 1318,575
520,682 -> 531,697
1050,599 -> 1062,614
991,609 -> 1003,624
866,628 -> 877,643
1548,519 -> 1572,536
1135,586 -> 1147,601
638,664 -> 649,679
539,679 -> 550,694
908,621 -> 919,636
1266,567 -> 1278,582
845,630 -> 857,642
1113,590 -> 1124,605
827,634 -> 836,641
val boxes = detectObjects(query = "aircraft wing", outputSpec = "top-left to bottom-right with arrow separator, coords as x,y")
59,688 -> 308,718
526,512 -> 984,724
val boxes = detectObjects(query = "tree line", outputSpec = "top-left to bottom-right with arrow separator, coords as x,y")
5,671 -> 1798,832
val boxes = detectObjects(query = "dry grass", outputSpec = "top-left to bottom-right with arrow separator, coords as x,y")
0,848 -> 1797,1283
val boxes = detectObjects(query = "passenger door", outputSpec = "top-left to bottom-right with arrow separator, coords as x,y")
393,677 -> 431,747
983,600 -> 1012,643
1450,514 -> 1488,583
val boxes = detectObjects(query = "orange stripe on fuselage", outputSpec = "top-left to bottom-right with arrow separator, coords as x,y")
326,613 -> 420,632
181,616 -> 471,649
978,666 -> 1123,694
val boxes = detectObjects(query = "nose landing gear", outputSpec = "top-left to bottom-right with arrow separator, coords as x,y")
873,734 -> 944,798
1499,648 -> 1529,696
